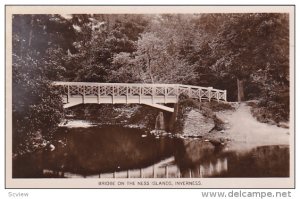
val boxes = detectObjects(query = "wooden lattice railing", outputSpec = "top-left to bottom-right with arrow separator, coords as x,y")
53,82 -> 227,103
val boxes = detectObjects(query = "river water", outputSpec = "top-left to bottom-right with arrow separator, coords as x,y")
13,125 -> 289,178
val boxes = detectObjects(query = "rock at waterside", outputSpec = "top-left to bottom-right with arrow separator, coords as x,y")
209,139 -> 223,147
183,110 -> 215,137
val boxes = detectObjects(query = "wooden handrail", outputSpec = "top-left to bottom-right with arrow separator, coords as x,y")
52,82 -> 226,94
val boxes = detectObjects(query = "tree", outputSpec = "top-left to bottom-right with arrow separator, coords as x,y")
12,53 -> 64,154
132,31 -> 196,84
134,32 -> 164,83
209,13 -> 289,102
64,14 -> 148,83
110,52 -> 141,83
12,14 -> 75,154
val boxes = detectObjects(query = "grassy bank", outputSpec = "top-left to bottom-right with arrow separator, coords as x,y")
247,100 -> 289,128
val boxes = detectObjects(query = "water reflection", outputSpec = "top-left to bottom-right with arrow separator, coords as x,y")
13,126 -> 289,178
217,145 -> 290,177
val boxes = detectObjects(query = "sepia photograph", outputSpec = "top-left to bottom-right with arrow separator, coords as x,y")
5,5 -> 295,188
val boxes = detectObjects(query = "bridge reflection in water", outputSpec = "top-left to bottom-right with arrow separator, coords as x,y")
13,126 -> 289,178
43,157 -> 228,178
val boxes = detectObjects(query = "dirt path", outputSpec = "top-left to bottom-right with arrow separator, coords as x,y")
216,103 -> 290,151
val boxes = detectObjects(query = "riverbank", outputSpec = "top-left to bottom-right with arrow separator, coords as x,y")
61,101 -> 290,152
13,101 -> 291,178
214,103 -> 290,151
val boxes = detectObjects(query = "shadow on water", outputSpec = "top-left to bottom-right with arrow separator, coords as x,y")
13,126 -> 289,178
173,140 -> 289,178
215,145 -> 290,177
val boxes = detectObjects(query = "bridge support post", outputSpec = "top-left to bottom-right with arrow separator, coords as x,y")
152,86 -> 155,104
198,88 -> 202,102
176,85 -> 179,102
67,85 -> 70,103
83,86 -> 85,104
126,86 -> 128,104
97,86 -> 100,104
208,87 -> 212,102
164,87 -> 167,104
139,86 -> 141,104
188,86 -> 191,98
112,85 -> 115,104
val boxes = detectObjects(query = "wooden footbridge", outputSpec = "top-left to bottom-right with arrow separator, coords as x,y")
53,82 -> 227,112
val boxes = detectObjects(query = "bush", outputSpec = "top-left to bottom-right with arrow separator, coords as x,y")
12,54 -> 64,155
249,98 -> 289,124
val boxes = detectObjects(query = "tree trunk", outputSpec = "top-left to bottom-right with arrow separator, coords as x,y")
149,68 -> 154,84
147,55 -> 154,84
237,78 -> 245,102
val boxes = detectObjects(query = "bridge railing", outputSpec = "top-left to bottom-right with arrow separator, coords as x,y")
52,82 -> 227,102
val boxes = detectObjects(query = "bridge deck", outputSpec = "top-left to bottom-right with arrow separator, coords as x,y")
53,82 -> 227,112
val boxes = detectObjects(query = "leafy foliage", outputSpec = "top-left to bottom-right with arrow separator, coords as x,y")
12,15 -> 70,154
12,13 -> 290,154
